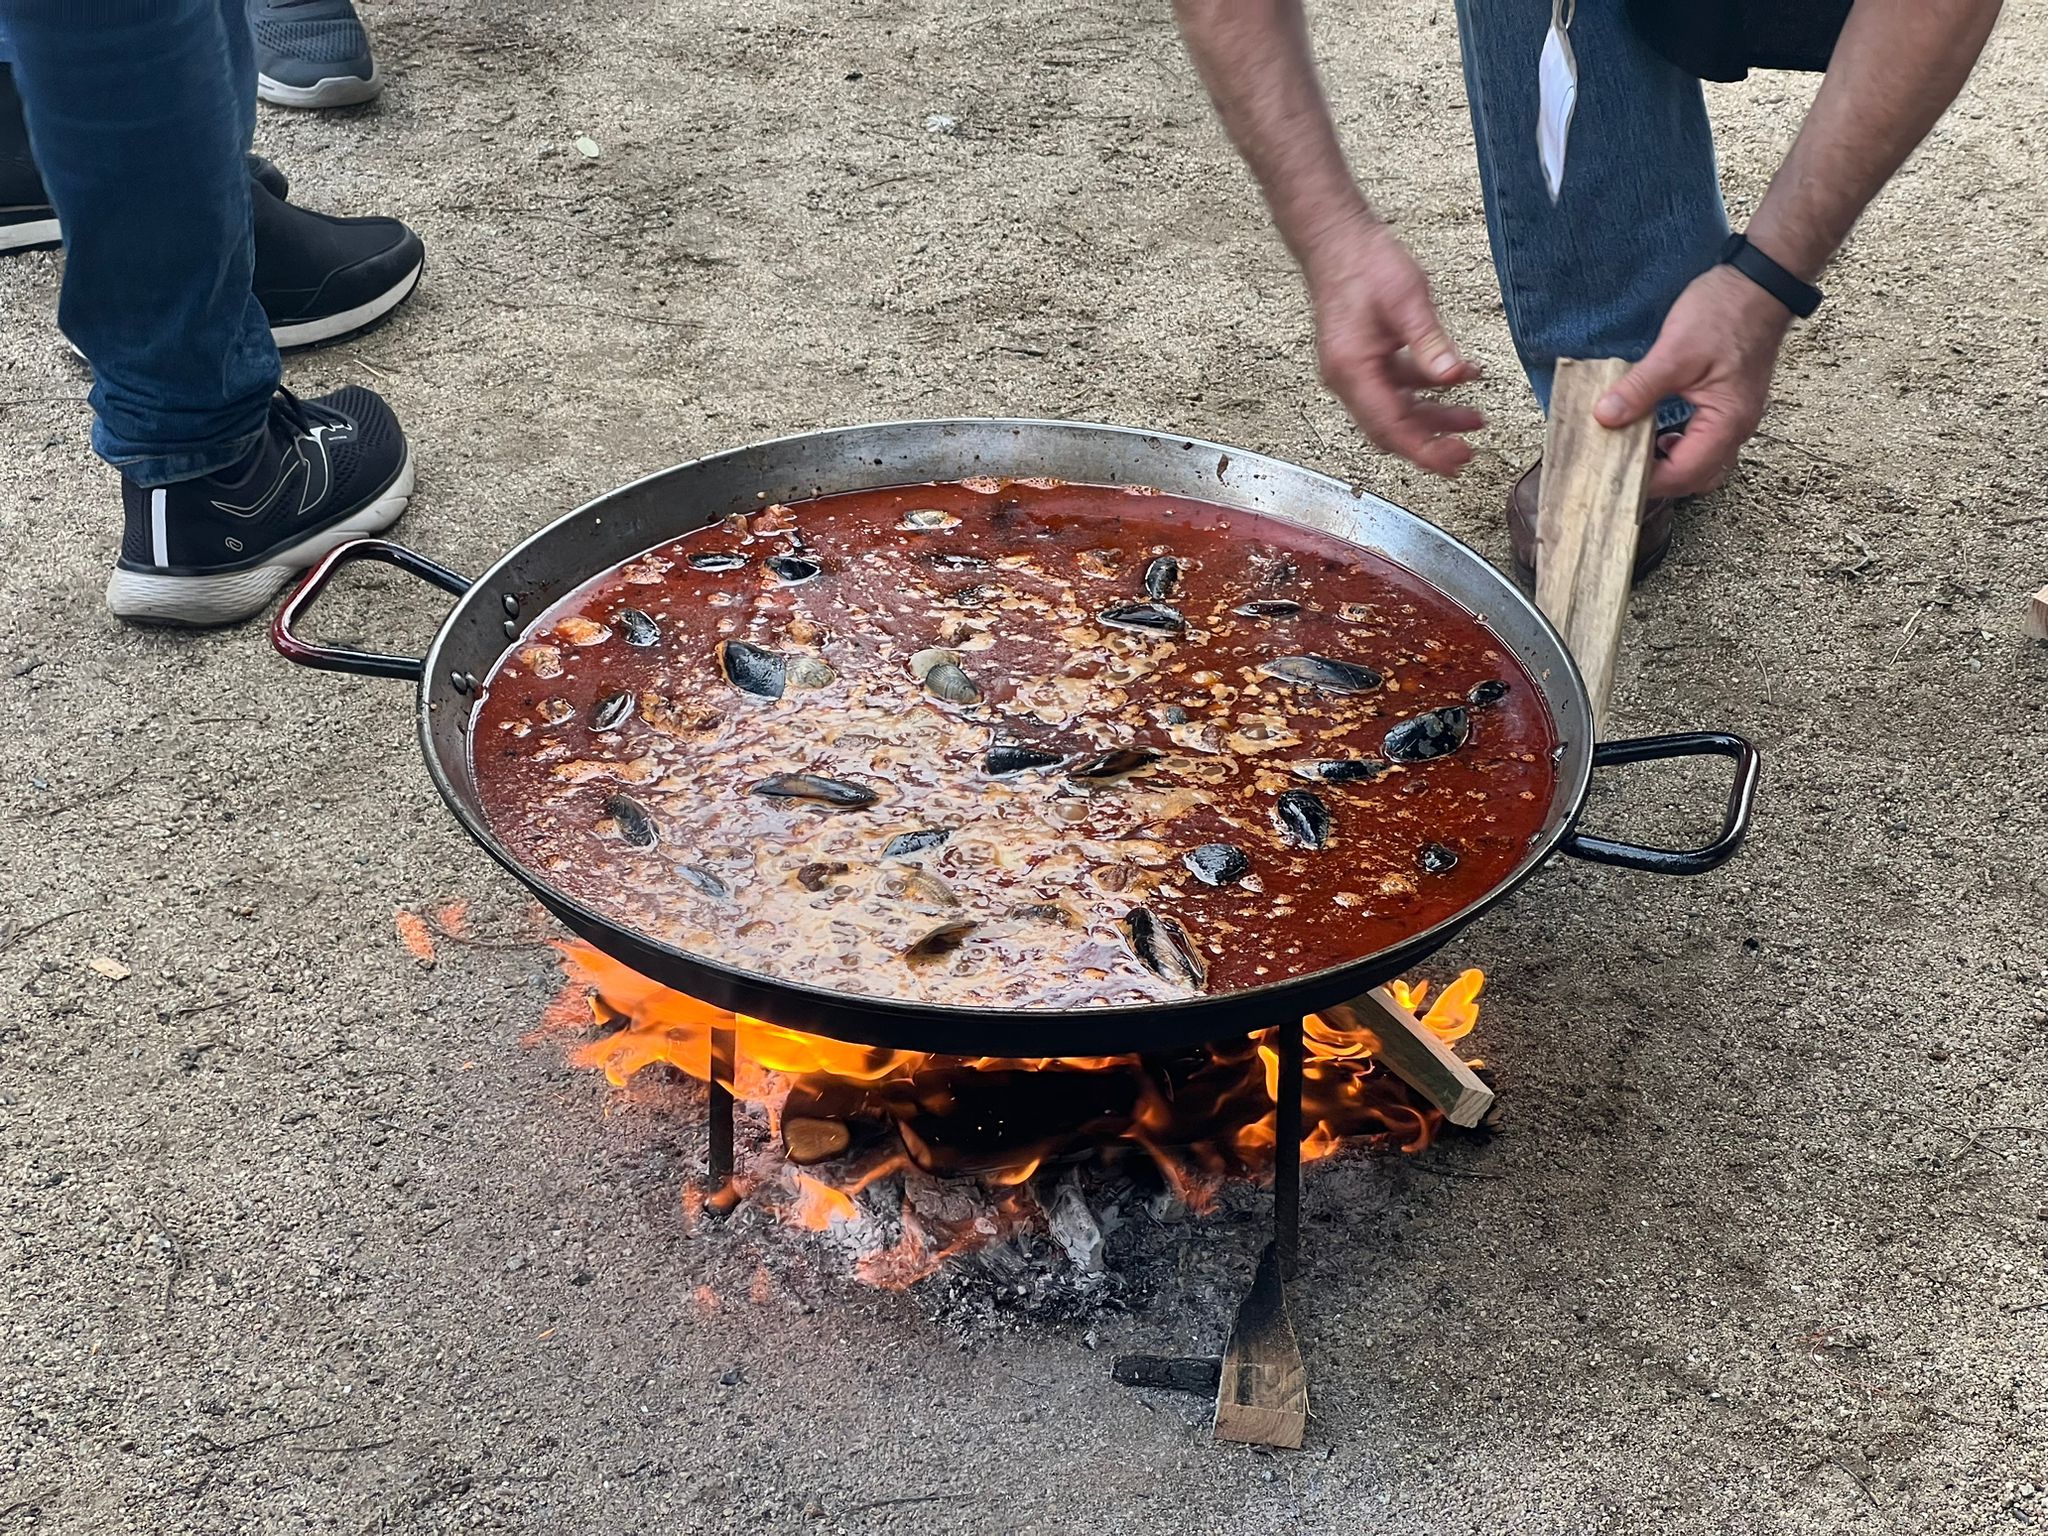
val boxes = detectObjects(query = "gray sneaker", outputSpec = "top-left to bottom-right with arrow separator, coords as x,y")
249,0 -> 382,109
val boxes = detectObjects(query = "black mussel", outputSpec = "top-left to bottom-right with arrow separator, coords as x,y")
1467,679 -> 1510,708
1260,654 -> 1384,694
679,864 -> 733,900
1419,843 -> 1459,875
689,551 -> 748,571
1234,599 -> 1303,619
1273,789 -> 1334,849
903,919 -> 977,964
1182,842 -> 1251,887
615,608 -> 660,647
766,554 -> 822,585
589,690 -> 635,732
1098,602 -> 1185,637
1067,747 -> 1163,784
719,639 -> 787,700
984,742 -> 1067,776
604,793 -> 658,849
1290,757 -> 1388,784
1122,907 -> 1207,990
884,827 -> 951,858
1143,555 -> 1182,600
749,773 -> 879,809
795,861 -> 851,891
1383,706 -> 1471,763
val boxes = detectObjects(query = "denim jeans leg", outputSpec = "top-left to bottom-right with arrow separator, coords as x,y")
1450,0 -> 1727,425
0,0 -> 278,486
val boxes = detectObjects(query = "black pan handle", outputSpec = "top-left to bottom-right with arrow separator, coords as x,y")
271,538 -> 471,681
1562,731 -> 1760,876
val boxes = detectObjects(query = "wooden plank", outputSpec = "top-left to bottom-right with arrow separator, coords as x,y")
1316,989 -> 1496,1129
1213,1242 -> 1307,1448
2026,585 -> 2048,642
1534,357 -> 1657,731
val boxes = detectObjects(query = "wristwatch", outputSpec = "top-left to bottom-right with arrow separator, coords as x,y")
1719,232 -> 1823,319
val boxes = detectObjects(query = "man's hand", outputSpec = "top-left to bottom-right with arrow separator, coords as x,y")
1593,264 -> 1792,499
1305,216 -> 1485,477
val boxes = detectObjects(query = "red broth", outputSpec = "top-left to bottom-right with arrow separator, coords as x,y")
470,479 -> 1558,1009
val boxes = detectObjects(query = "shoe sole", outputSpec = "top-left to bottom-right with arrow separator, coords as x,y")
1,216 -> 62,255
256,67 -> 382,109
270,254 -> 423,350
106,445 -> 414,627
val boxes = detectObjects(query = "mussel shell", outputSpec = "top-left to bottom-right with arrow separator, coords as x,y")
1419,842 -> 1459,875
786,655 -> 836,691
1273,789 -> 1334,849
1290,757 -> 1388,784
1122,906 -> 1207,989
679,864 -> 733,900
903,919 -> 977,964
1260,653 -> 1384,694
1383,706 -> 1471,763
1098,602 -> 1185,637
984,743 -> 1066,776
1182,842 -> 1251,887
1467,679 -> 1510,708
749,773 -> 879,809
795,860 -> 852,891
884,827 -> 951,858
604,793 -> 658,849
719,639 -> 787,700
1234,599 -> 1302,619
589,690 -> 635,732
899,508 -> 960,531
766,555 -> 822,585
689,552 -> 749,571
615,608 -> 660,647
923,661 -> 982,707
1066,746 -> 1163,783
1143,555 -> 1182,600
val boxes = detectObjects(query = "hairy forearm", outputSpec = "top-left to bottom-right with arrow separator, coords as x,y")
1172,0 -> 1374,266
1750,0 -> 2001,281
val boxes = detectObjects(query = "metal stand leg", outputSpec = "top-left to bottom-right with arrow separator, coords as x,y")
708,1026 -> 736,1195
1273,1018 -> 1304,1280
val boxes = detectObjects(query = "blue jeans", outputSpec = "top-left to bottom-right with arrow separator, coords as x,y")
1453,0 -> 1727,429
0,0 -> 278,485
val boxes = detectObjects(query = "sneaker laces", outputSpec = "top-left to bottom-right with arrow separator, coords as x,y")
272,386 -> 317,438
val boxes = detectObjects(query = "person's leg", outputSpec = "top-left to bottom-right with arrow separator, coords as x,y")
1451,0 -> 1727,423
3,0 -> 278,483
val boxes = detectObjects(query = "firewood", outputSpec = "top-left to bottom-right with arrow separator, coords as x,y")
782,1116 -> 851,1165
1213,1242 -> 1307,1449
1113,1355 -> 1222,1394
2026,584 -> 2048,642
1535,356 -> 1657,731
1316,987 -> 1496,1129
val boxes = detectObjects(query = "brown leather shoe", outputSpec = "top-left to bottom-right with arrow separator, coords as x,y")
1506,459 -> 1676,585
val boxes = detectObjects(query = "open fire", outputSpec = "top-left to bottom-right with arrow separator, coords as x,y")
533,938 -> 1486,1290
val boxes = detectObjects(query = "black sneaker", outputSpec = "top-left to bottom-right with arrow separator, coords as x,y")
108,386 -> 413,626
250,0 -> 381,108
251,177 -> 423,349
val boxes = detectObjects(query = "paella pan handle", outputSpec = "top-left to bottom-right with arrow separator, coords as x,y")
1561,732 -> 1760,876
271,537 -> 471,682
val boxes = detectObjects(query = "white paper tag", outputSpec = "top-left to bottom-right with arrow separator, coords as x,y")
1537,0 -> 1578,204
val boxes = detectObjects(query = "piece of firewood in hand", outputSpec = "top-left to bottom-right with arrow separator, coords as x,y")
1213,1242 -> 1307,1449
1535,357 -> 1657,732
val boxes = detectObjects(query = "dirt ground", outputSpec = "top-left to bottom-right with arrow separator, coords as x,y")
3,1 -> 2046,1532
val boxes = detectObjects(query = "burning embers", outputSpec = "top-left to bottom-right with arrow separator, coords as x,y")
536,940 -> 1485,1292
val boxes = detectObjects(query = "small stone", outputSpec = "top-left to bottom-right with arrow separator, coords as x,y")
719,1366 -> 743,1386
574,134 -> 601,158
924,113 -> 959,135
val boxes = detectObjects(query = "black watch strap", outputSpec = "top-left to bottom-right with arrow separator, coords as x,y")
1719,232 -> 1823,319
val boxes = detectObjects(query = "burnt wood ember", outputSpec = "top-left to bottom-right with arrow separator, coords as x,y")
782,1116 -> 852,1165
1113,1355 -> 1223,1394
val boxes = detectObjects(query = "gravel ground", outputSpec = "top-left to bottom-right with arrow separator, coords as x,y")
3,2 -> 2045,1532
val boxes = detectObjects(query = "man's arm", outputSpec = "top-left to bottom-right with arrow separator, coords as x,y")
1598,0 -> 2002,495
1174,0 -> 1484,477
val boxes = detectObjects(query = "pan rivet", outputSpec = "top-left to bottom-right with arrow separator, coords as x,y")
501,594 -> 519,617
502,619 -> 518,639
450,669 -> 471,695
